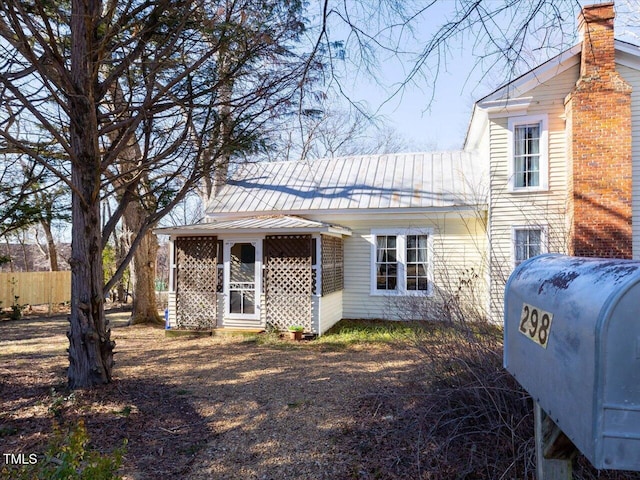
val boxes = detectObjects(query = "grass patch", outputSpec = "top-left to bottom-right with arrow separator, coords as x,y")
322,319 -> 415,344
248,319 -> 496,350
113,406 -> 133,417
316,319 -> 464,349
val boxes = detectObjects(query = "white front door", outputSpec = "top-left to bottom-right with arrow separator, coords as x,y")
223,240 -> 262,322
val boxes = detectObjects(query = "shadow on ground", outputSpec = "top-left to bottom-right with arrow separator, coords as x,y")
1,312 -> 422,479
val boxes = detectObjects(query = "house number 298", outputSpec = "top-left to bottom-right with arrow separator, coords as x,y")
519,303 -> 553,348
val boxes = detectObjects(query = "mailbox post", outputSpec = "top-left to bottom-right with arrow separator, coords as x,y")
504,254 -> 640,475
534,403 -> 575,479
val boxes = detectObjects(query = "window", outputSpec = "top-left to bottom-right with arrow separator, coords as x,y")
371,230 -> 432,295
229,242 -> 256,315
513,227 -> 544,267
508,115 -> 548,191
514,124 -> 540,188
375,235 -> 398,290
406,235 -> 429,291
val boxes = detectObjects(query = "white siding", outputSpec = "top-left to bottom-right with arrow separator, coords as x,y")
619,64 -> 640,259
219,293 -> 265,329
307,212 -> 487,321
488,64 -> 578,322
168,291 -> 177,328
316,290 -> 343,334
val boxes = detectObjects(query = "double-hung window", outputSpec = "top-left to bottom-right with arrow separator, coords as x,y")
508,115 -> 548,191
372,230 -> 432,295
513,227 -> 545,267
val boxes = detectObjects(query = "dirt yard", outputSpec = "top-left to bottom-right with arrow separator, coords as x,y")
0,312 -> 426,479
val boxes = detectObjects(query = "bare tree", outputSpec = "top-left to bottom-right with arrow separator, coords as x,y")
0,0 -> 318,388
31,177 -> 69,272
267,105 -> 411,161
0,156 -> 43,239
319,1 -> 584,115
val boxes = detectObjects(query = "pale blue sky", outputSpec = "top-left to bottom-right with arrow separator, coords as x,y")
326,0 -> 640,152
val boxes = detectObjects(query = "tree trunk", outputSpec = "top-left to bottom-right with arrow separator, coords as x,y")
67,0 -> 114,389
68,167 -> 114,388
3,237 -> 14,272
125,201 -> 162,325
18,234 -> 29,271
104,75 -> 162,325
114,231 -> 128,303
40,220 -> 59,271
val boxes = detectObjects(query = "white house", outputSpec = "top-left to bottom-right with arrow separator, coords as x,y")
158,2 -> 640,332
467,1 -> 640,321
158,152 -> 487,334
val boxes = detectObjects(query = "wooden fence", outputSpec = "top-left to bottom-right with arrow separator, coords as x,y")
0,271 -> 71,306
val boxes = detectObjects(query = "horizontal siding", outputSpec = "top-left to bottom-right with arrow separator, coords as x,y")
619,64 -> 640,259
312,295 -> 320,332
307,213 -> 487,321
317,290 -> 343,334
168,291 -> 177,328
488,64 -> 578,322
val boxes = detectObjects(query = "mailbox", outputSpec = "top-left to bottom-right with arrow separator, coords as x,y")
504,254 -> 640,471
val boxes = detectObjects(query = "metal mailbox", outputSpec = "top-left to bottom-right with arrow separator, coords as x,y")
504,254 -> 640,471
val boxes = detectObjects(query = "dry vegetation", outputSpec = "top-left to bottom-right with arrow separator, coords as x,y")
2,312 -> 640,479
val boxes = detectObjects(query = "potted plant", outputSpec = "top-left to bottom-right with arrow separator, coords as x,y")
287,325 -> 304,341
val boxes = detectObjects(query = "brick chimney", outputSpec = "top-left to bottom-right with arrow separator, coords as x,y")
565,2 -> 632,258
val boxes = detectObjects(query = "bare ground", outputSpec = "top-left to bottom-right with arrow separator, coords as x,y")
0,312 -> 425,479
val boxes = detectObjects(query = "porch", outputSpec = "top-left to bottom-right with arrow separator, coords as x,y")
157,216 -> 350,335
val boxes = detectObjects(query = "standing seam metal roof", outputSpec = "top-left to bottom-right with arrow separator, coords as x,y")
206,151 -> 485,215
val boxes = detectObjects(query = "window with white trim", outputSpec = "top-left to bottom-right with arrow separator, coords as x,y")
371,230 -> 432,295
508,115 -> 548,191
513,227 -> 545,267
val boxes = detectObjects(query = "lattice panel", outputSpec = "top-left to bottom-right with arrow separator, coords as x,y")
321,235 -> 344,296
264,235 -> 312,331
175,236 -> 218,329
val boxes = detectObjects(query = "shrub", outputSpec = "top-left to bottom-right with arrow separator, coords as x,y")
348,292 -> 640,479
2,419 -> 126,480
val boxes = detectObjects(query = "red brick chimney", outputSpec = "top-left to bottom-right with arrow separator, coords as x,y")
565,2 -> 632,258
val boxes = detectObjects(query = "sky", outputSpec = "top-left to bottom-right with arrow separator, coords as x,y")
325,0 -> 640,152
349,47 -> 482,151
334,1 -> 490,151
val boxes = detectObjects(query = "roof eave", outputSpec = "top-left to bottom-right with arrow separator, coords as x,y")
476,39 -> 640,109
154,223 -> 352,237
478,43 -> 582,106
206,205 -> 487,219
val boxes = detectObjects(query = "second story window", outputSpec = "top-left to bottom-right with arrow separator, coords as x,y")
514,123 -> 540,188
508,114 -> 548,192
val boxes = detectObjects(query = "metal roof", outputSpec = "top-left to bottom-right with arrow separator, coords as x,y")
206,151 -> 485,215
155,215 -> 352,236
